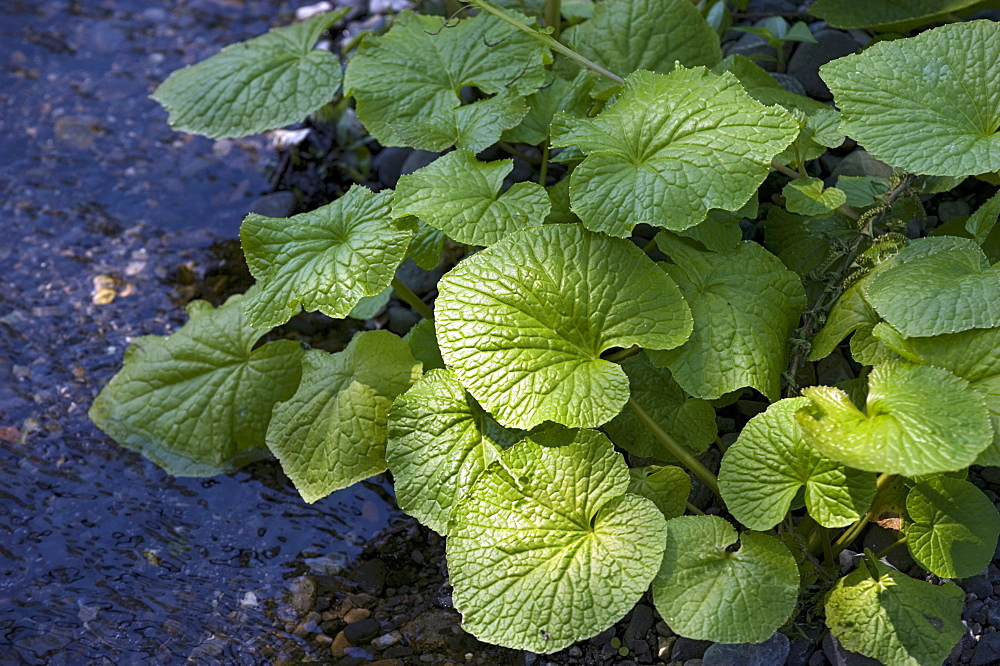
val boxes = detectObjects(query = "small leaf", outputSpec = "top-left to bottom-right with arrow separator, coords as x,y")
343,11 -> 547,152
89,292 -> 303,476
820,21 -> 1000,177
837,175 -> 891,208
349,287 -> 391,320
387,369 -> 522,535
151,10 -> 349,138
796,361 -> 992,476
967,189 -> 1000,246
905,476 -> 1000,578
628,465 -> 692,520
825,558 -> 965,666
652,515 -> 799,643
240,185 -> 411,329
809,0 -> 985,30
550,67 -> 798,238
435,224 -> 692,430
864,236 -> 1000,337
720,398 -> 876,531
266,331 -> 421,502
447,429 -> 667,653
783,177 -> 847,216
647,235 -> 806,400
393,150 -> 550,246
603,354 -> 716,462
808,280 -> 881,362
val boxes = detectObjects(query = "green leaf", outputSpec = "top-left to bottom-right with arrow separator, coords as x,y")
764,207 -> 854,278
348,287 -> 391,320
864,236 -> 1000,337
720,398 -> 876,531
820,21 -> 1000,177
387,369 -> 522,535
796,361 -> 993,476
652,515 -> 799,643
647,235 -> 806,400
673,209 -> 745,253
343,10 -> 547,152
550,67 -> 798,238
603,354 -> 716,462
266,331 -> 421,502
825,558 -> 965,666
783,177 -> 847,216
628,466 -> 692,520
435,224 -> 692,429
872,323 -> 1000,467
404,319 -> 445,372
714,55 -> 829,116
240,185 -> 412,329
447,429 -> 667,653
967,189 -> 1000,246
151,10 -> 348,139
905,476 -> 1000,579
393,150 -> 550,246
809,0 -> 986,30
808,281 -> 880,362
408,220 -> 446,270
503,71 -> 596,146
563,0 -> 721,87
89,292 -> 303,476
837,175 -> 891,208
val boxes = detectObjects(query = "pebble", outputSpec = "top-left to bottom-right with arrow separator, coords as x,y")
286,575 -> 317,615
247,191 -> 297,219
331,631 -> 352,658
344,608 -> 372,624
343,617 -> 381,644
372,631 -> 402,648
973,632 -> 1000,666
966,573 -> 994,600
671,637 -> 712,661
786,638 -> 816,666
787,29 -> 863,99
822,632 -> 881,666
702,632 -> 790,666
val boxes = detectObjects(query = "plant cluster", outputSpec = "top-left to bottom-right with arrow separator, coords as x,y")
90,0 -> 1000,662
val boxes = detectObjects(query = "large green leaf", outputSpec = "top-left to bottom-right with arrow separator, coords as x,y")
628,466 -> 691,520
342,10 -> 547,152
905,476 -> 1000,579
720,398 -> 876,531
864,236 -> 1000,337
435,224 -> 692,430
393,150 -> 550,246
796,361 -> 993,476
563,0 -> 721,87
550,67 -> 798,238
714,55 -> 829,116
386,369 -> 522,535
825,557 -> 965,666
820,21 -> 1000,177
652,515 -> 799,643
89,293 -> 303,476
503,71 -> 595,146
809,0 -> 987,30
873,323 -> 1000,466
447,429 -> 667,653
266,331 -> 421,502
967,189 -> 1000,246
240,185 -> 412,329
603,354 -> 715,462
151,10 -> 348,139
764,207 -> 855,278
647,235 -> 806,400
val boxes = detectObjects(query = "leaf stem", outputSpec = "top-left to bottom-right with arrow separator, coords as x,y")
627,397 -> 722,499
466,0 -> 624,84
539,140 -> 550,186
829,473 -> 896,558
603,345 -> 641,363
391,277 -> 434,320
685,501 -> 706,516
544,0 -> 561,39
498,141 -> 542,165
874,535 -> 907,560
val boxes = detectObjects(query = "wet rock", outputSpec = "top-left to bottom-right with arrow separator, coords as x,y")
372,630 -> 402,648
786,638 -> 816,666
344,608 -> 372,624
822,632 -> 881,666
286,575 -> 317,615
965,573 -> 994,600
353,559 -> 388,595
343,617 -> 381,644
831,148 -> 893,179
248,191 -> 297,219
973,632 -> 1000,666
787,29 -> 862,100
981,467 -> 1000,486
657,635 -> 676,660
404,609 -> 460,652
624,604 -> 654,645
702,632 -> 790,666
395,258 -> 441,296
372,148 -> 438,188
331,631 -> 352,658
386,305 -> 421,335
671,636 -> 712,661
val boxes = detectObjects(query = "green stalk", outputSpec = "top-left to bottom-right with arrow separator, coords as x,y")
544,0 -> 562,38
391,277 -> 434,320
829,473 -> 896,558
628,397 -> 722,499
685,501 -> 706,516
539,140 -> 550,186
874,535 -> 907,560
603,345 -> 640,363
466,0 -> 624,84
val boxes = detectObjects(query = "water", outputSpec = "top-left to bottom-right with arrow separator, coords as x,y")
0,2 -> 402,663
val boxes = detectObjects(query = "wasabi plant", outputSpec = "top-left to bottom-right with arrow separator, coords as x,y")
91,1 -> 1000,662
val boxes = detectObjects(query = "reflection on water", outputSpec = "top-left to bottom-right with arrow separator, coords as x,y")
0,1 -> 400,663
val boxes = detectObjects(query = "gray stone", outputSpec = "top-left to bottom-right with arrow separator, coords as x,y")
624,604 -> 655,644
372,147 -> 412,187
980,466 -> 1000,486
786,639 -> 816,666
972,632 -> 1000,666
808,651 -> 826,666
823,632 -> 881,666
965,573 -> 994,600
724,32 -> 778,72
787,29 -> 862,100
248,191 -> 297,219
770,72 -> 808,97
386,305 -> 421,336
747,0 -> 803,11
937,200 -> 971,222
286,575 -> 317,614
399,149 -> 439,178
342,617 -> 381,644
702,632 -> 790,666
395,258 -> 441,296
830,148 -> 893,179
671,637 -> 712,661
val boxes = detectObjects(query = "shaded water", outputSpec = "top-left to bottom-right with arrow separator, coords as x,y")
1,2 -> 402,663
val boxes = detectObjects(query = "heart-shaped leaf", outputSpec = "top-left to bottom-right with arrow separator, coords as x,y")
783,177 -> 847,216
447,429 -> 667,653
435,224 -> 692,429
628,466 -> 692,520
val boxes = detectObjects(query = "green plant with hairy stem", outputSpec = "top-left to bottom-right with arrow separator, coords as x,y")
92,1 -> 1000,662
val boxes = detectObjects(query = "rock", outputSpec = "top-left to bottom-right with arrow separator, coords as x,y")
822,632 -> 881,666
973,632 -> 1000,666
386,305 -> 421,335
770,72 -> 808,97
786,638 -> 816,666
395,258 -> 441,296
286,576 -> 317,615
353,559 -> 388,595
399,149 -> 438,177
248,191 -> 297,219
787,29 -> 862,99
863,524 -> 915,572
938,200 -> 971,222
371,631 -> 402,648
965,573 -> 994,600
331,631 -> 352,658
343,617 -> 381,644
624,604 -> 655,644
830,148 -> 893,180
981,466 -> 1000,486
724,30 -> 778,72
403,609 -> 459,652
372,148 -> 438,188
747,0 -> 802,11
702,632 -> 790,666
671,637 -> 712,661
657,635 -> 676,660
808,651 -> 827,666
344,608 -> 372,624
